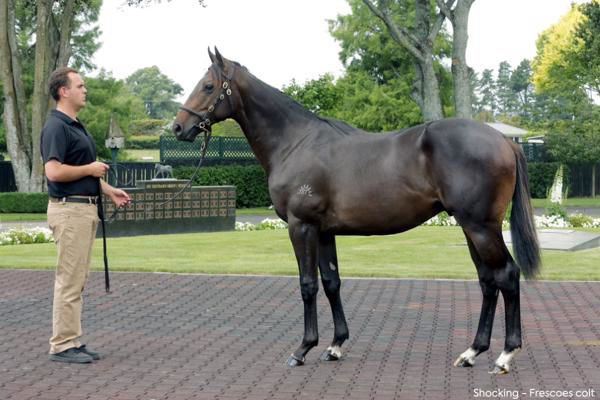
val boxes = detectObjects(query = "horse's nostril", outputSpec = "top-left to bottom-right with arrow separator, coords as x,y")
173,122 -> 183,136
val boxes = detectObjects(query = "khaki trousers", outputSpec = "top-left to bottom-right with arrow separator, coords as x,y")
47,201 -> 99,354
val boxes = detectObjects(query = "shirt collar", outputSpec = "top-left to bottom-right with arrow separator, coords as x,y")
51,109 -> 84,127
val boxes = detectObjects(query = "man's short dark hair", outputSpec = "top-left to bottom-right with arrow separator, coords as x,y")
48,67 -> 78,101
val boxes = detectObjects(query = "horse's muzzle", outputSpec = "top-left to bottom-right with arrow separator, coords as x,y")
172,122 -> 197,142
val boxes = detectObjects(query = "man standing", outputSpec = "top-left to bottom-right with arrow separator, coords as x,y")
41,67 -> 130,363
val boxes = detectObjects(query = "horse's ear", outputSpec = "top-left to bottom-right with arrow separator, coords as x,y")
208,47 -> 216,64
214,47 -> 225,69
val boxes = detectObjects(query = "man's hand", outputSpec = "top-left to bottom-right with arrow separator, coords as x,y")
108,188 -> 131,208
88,161 -> 110,178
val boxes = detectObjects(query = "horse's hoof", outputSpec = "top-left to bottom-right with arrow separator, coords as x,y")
453,348 -> 477,367
320,346 -> 341,361
286,354 -> 305,367
454,358 -> 474,368
489,365 -> 509,375
490,349 -> 519,375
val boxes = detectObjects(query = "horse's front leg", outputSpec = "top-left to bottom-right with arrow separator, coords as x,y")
318,233 -> 349,361
286,219 -> 320,366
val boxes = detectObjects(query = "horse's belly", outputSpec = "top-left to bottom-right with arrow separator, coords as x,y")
323,203 -> 438,236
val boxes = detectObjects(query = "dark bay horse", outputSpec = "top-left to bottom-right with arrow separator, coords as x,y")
173,49 -> 540,374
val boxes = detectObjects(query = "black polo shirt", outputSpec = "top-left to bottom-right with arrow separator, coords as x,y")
41,109 -> 99,198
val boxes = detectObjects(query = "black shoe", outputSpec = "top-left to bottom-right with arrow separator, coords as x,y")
49,348 -> 93,364
77,345 -> 100,360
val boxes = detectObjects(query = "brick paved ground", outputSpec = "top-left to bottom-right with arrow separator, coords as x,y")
0,269 -> 598,400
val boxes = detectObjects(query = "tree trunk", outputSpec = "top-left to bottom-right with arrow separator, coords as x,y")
415,0 -> 443,121
30,0 -> 55,193
450,0 -> 474,118
0,0 -> 33,191
421,55 -> 443,121
437,0 -> 474,119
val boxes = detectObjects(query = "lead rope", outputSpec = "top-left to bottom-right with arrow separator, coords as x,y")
97,178 -> 110,293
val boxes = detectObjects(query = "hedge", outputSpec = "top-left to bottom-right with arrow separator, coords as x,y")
126,135 -> 160,149
0,192 -> 48,213
174,164 -> 271,208
527,162 -> 564,199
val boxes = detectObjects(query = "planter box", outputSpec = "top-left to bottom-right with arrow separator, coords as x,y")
98,179 -> 235,237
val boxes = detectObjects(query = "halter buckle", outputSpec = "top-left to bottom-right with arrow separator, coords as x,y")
222,81 -> 229,89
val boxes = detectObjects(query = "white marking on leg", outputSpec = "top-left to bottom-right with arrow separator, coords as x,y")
327,345 -> 342,359
453,347 -> 478,367
494,348 -> 520,373
329,262 -> 337,271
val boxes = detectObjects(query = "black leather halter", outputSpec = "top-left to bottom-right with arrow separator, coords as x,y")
179,64 -> 235,133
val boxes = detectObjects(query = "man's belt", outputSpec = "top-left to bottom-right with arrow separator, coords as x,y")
50,196 -> 99,205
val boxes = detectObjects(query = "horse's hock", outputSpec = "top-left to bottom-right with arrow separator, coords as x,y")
98,179 -> 236,237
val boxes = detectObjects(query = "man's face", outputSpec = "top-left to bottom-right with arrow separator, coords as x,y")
62,72 -> 87,110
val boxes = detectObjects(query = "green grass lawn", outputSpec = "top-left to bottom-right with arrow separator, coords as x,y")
122,149 -> 160,161
1,226 -> 599,281
531,197 -> 600,207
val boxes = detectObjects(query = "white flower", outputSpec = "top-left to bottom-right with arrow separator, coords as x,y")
534,215 -> 571,228
0,227 -> 54,246
235,218 -> 288,231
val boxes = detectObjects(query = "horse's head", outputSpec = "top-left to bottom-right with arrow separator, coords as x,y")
173,47 -> 237,142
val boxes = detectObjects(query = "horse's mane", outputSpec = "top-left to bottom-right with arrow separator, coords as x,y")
318,117 -> 365,136
236,61 -> 365,137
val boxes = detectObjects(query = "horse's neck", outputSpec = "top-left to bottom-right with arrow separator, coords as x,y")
233,76 -> 315,173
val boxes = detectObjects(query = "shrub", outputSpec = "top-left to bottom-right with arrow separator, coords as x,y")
568,213 -> 593,228
527,162 -> 564,199
0,192 -> 48,213
545,201 -> 568,220
126,135 -> 160,149
128,119 -> 168,136
174,164 -> 270,208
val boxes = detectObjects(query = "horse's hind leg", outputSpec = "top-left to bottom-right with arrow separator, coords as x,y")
454,235 -> 499,368
491,256 -> 522,374
457,225 -> 522,374
286,219 -> 320,366
317,233 -> 349,361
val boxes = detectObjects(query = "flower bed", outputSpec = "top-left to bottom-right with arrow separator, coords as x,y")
0,227 -> 54,245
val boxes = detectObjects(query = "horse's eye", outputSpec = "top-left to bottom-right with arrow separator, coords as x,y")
204,83 -> 214,92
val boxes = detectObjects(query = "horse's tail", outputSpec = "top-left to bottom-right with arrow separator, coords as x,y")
510,144 -> 541,279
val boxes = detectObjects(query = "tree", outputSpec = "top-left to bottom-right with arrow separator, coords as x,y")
532,4 -> 585,98
78,71 -> 146,159
573,0 -> 600,98
495,61 -> 515,115
475,68 -> 496,115
510,59 -> 534,118
330,0 -> 453,123
125,66 -> 183,119
334,69 -> 422,131
360,0 -> 446,121
282,74 -> 341,116
0,0 -> 101,192
360,0 -> 475,121
283,71 -> 421,132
